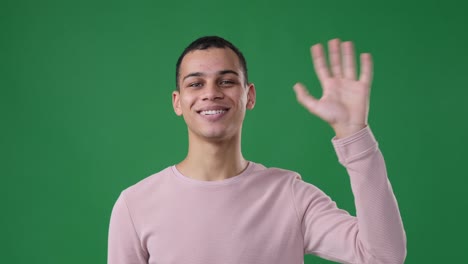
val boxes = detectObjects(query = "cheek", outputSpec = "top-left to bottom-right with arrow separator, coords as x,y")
180,94 -> 196,110
229,89 -> 247,104
238,93 -> 248,107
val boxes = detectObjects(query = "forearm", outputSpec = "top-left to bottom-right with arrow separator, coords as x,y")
333,126 -> 406,263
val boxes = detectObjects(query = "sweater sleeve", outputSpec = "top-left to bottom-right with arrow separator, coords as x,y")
108,192 -> 149,264
292,126 -> 406,264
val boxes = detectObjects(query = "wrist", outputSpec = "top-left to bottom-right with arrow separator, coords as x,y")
332,123 -> 367,139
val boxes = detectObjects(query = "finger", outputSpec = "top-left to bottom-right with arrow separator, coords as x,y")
342,41 -> 356,79
293,83 -> 320,114
359,53 -> 373,85
328,38 -> 342,78
311,44 -> 331,81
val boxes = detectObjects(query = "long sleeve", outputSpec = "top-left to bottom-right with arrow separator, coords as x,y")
292,126 -> 406,264
108,192 -> 148,264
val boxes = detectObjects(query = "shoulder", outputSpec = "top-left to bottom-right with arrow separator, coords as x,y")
253,162 -> 301,178
251,163 -> 324,195
250,162 -> 303,184
120,166 -> 174,202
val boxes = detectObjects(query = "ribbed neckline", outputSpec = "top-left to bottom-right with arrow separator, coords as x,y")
170,161 -> 255,187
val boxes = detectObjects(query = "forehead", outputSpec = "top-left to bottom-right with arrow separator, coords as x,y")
179,48 -> 242,77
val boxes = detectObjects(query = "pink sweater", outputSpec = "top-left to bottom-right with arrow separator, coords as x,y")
108,127 -> 406,264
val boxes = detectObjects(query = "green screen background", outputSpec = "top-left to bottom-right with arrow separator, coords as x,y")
2,0 -> 467,263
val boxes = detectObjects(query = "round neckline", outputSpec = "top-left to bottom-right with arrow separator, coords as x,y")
170,161 -> 255,187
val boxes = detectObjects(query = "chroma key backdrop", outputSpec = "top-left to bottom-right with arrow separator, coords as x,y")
2,0 -> 467,263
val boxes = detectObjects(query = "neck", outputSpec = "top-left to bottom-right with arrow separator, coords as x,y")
176,133 -> 248,181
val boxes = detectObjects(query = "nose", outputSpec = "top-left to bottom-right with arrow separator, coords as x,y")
202,81 -> 224,101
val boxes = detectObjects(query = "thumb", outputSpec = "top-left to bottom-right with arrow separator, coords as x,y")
293,83 -> 320,114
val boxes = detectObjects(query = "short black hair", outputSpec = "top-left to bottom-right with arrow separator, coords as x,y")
175,36 -> 248,90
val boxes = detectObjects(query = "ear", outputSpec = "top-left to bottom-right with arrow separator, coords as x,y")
172,90 -> 183,116
246,83 -> 256,110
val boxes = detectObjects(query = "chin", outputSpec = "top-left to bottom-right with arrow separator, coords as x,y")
188,123 -> 241,142
193,129 -> 238,142
201,131 -> 231,141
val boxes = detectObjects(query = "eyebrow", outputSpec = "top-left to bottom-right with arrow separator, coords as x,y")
182,70 -> 239,81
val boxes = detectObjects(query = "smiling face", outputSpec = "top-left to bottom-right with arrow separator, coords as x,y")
172,47 -> 256,142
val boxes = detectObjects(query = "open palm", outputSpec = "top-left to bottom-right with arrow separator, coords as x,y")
294,39 -> 373,138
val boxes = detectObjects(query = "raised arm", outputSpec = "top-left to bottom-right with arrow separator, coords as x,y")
292,39 -> 406,263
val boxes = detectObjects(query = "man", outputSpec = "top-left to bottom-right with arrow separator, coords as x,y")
108,36 -> 406,264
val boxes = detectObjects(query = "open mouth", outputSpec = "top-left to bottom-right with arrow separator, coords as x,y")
197,107 -> 230,116
199,109 -> 229,115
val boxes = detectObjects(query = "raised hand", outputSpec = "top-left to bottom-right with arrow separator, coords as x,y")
293,39 -> 373,139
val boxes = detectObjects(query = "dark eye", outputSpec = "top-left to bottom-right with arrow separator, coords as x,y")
219,80 -> 235,86
188,82 -> 203,88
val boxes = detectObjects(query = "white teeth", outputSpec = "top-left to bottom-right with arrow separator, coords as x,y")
200,109 -> 227,115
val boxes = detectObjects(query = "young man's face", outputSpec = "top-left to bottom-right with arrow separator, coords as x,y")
172,47 -> 256,142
